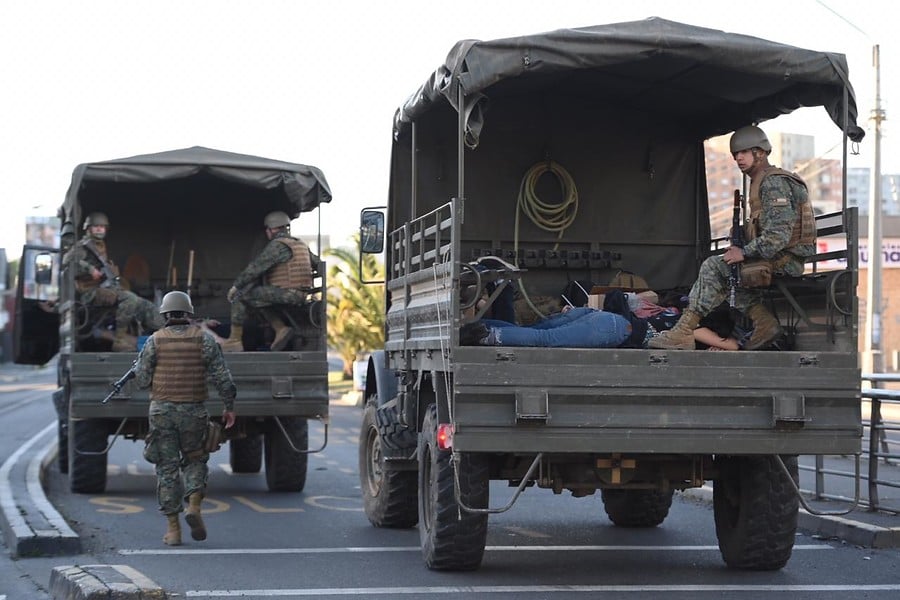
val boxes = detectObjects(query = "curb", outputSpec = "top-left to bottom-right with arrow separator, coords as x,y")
680,485 -> 900,549
49,565 -> 166,600
0,423 -> 80,558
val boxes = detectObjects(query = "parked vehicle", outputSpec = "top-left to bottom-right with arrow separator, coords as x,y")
358,18 -> 864,571
15,146 -> 332,494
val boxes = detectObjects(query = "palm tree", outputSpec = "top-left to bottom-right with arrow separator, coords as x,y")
324,237 -> 384,378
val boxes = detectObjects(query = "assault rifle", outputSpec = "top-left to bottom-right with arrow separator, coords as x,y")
728,189 -> 743,307
102,360 -> 138,404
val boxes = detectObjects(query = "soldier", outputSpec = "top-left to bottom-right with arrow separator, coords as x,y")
63,212 -> 164,351
649,125 -> 814,350
222,211 -> 318,352
135,291 -> 237,546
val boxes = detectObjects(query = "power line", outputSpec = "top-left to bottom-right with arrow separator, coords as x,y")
815,0 -> 871,40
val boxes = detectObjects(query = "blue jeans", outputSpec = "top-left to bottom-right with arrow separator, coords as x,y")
483,307 -> 631,348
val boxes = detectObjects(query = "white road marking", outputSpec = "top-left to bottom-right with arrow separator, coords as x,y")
119,544 -> 831,555
184,584 -> 900,597
0,422 -> 56,539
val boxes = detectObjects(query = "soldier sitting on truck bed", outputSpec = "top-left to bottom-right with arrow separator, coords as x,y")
63,211 -> 164,351
222,211 -> 318,352
649,125 -> 812,351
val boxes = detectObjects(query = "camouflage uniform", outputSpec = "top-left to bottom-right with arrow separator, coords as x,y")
135,323 -> 236,515
63,239 -> 164,336
688,170 -> 812,315
230,232 -> 316,325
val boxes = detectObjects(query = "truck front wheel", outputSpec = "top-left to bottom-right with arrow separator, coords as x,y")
57,418 -> 69,474
714,455 -> 799,570
419,404 -> 489,571
68,418 -> 108,494
359,399 -> 418,528
264,417 -> 308,492
601,488 -> 674,527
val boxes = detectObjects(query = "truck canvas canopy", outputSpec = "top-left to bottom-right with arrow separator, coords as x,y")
394,17 -> 865,147
61,146 -> 332,231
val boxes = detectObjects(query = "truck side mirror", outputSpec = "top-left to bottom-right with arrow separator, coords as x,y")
360,210 -> 385,254
34,252 -> 53,285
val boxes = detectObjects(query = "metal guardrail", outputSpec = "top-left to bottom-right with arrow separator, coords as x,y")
800,373 -> 899,514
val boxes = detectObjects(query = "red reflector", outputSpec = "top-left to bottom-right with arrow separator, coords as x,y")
437,423 -> 454,450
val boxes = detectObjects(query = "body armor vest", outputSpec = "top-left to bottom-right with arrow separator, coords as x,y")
747,167 -> 815,248
75,239 -> 120,292
266,237 -> 312,289
150,325 -> 208,402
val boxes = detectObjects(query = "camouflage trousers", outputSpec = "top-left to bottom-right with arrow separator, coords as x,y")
688,255 -> 764,316
231,285 -> 306,325
146,400 -> 210,515
82,287 -> 164,334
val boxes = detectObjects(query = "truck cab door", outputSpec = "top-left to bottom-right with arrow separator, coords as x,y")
14,245 -> 60,365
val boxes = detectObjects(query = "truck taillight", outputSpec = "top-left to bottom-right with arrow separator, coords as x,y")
437,423 -> 454,450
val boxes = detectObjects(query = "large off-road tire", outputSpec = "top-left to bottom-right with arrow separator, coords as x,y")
419,404 -> 489,571
229,435 -> 263,473
57,418 -> 69,474
601,488 -> 674,527
264,417 -> 308,492
714,455 -> 799,570
359,398 -> 418,528
68,418 -> 108,494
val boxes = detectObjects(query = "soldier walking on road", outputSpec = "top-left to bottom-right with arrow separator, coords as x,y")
649,125 -> 815,351
135,291 -> 237,546
222,211 -> 318,352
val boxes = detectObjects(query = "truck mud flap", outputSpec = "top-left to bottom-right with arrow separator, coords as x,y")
271,415 -> 328,454
454,452 -> 543,515
72,418 -> 127,456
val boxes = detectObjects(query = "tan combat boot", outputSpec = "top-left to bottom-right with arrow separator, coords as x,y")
184,492 -> 207,541
267,314 -> 295,352
163,514 -> 182,546
647,309 -> 702,350
221,325 -> 244,352
744,304 -> 783,350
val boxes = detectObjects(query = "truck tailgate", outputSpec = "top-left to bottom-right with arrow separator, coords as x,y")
451,347 -> 860,455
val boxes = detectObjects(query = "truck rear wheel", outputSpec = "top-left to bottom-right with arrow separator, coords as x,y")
68,418 -> 108,494
419,404 -> 489,571
359,398 -> 418,528
601,488 -> 673,527
714,455 -> 799,570
264,417 -> 308,492
229,436 -> 263,473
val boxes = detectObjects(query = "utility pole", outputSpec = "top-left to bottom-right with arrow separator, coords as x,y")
864,44 -> 886,375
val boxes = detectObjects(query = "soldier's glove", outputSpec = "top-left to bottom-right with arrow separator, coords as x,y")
227,286 -> 238,303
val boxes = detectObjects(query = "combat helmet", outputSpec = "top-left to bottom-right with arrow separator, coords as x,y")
82,211 -> 110,230
159,291 -> 194,316
264,211 -> 292,229
730,125 -> 772,153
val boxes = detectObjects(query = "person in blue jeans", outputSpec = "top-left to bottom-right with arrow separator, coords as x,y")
469,307 -> 632,348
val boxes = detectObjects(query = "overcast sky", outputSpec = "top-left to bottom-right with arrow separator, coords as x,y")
1,0 -> 896,258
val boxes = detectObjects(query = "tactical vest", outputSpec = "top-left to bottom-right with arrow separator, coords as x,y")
75,239 -> 120,292
266,237 -> 313,289
150,325 -> 209,402
747,167 -> 815,248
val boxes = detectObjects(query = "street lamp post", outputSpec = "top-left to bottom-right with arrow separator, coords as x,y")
864,44 -> 886,376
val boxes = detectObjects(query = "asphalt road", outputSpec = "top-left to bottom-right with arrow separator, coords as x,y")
1,366 -> 899,599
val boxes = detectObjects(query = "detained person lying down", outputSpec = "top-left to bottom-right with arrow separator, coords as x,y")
460,307 -> 632,348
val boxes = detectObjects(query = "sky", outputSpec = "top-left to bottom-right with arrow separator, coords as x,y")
1,0 -> 897,259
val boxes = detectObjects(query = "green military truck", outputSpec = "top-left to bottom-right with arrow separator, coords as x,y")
358,19 -> 864,571
15,147 -> 331,494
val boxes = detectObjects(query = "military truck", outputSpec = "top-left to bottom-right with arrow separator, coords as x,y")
15,147 -> 331,494
358,19 -> 864,571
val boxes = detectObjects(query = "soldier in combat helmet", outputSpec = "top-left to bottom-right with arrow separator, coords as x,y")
63,211 -> 164,350
222,211 -> 318,352
649,125 -> 815,350
135,291 -> 237,546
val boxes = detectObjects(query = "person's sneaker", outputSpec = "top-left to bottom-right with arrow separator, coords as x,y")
459,322 -> 489,345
